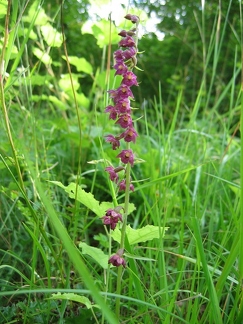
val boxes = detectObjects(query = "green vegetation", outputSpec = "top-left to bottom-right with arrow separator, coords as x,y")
0,0 -> 242,323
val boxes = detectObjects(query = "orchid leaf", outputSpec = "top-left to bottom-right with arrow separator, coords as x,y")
111,224 -> 169,245
50,181 -> 136,217
79,242 -> 109,269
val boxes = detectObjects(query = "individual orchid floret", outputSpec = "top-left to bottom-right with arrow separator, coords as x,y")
117,84 -> 134,99
108,89 -> 120,103
105,134 -> 120,150
122,71 -> 138,87
127,28 -> 137,36
118,179 -> 134,192
119,35 -> 136,48
108,248 -> 126,267
114,49 -> 125,61
105,166 -> 119,182
114,61 -> 128,76
115,98 -> 131,114
115,113 -> 133,128
117,149 -> 135,166
124,14 -> 140,24
123,47 -> 137,60
119,127 -> 138,143
118,30 -> 128,37
102,208 -> 123,230
105,166 -> 118,182
105,105 -> 118,120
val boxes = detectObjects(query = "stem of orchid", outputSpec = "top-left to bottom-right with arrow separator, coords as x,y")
115,142 -> 131,316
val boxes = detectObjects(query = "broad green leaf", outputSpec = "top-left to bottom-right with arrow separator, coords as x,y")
50,181 -> 112,217
111,224 -> 169,245
31,94 -> 48,102
81,19 -> 120,48
23,1 -> 50,26
62,56 -> 93,75
75,92 -> 90,109
26,75 -> 52,86
41,24 -> 63,47
18,27 -> 37,40
50,181 -> 136,217
49,292 -> 100,309
58,74 -> 80,91
79,242 -> 109,269
32,47 -> 52,65
0,0 -> 7,19
48,96 -> 67,111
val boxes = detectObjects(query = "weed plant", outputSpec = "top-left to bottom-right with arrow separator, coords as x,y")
0,1 -> 242,323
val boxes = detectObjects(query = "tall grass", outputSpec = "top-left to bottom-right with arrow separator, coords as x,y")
0,0 -> 242,323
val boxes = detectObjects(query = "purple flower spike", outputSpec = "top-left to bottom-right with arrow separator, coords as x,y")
117,149 -> 135,166
101,14 -> 141,268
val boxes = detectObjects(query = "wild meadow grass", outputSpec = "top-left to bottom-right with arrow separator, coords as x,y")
0,1 -> 242,323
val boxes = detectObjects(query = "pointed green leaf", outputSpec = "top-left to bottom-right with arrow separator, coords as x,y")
49,292 -> 100,309
111,224 -> 169,245
79,242 -> 109,269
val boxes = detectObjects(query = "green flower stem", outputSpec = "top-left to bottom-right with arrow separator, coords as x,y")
120,160 -> 131,248
115,143 -> 131,316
